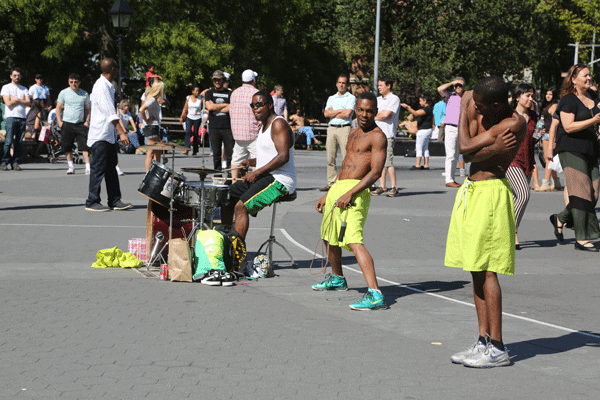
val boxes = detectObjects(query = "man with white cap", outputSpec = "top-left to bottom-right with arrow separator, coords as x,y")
229,69 -> 260,179
205,69 -> 233,171
223,72 -> 232,90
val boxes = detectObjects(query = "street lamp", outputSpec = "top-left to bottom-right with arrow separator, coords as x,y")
109,0 -> 133,98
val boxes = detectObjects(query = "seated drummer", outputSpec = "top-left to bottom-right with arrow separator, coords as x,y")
222,90 -> 297,242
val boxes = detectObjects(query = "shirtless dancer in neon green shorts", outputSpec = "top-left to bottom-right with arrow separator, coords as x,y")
445,76 -> 526,368
313,92 -> 388,310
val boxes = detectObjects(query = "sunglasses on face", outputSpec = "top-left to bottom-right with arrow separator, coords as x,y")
250,101 -> 266,108
454,84 -> 464,88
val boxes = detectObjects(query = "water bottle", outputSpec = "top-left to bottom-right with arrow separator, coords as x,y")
533,116 -> 544,139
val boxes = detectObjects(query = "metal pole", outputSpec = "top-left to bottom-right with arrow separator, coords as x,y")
592,30 -> 596,71
118,34 -> 123,98
373,0 -> 381,95
575,42 -> 580,65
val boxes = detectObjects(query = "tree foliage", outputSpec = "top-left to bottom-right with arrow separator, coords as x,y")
0,0 -> 585,115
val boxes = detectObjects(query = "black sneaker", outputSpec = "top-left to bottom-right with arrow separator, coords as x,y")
110,201 -> 133,210
201,270 -> 223,286
221,272 -> 236,286
85,203 -> 110,212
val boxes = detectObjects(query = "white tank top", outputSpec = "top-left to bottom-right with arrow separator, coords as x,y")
187,96 -> 202,120
256,116 -> 296,193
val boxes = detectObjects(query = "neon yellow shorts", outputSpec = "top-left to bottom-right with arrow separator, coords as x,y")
320,179 -> 371,251
444,178 -> 516,276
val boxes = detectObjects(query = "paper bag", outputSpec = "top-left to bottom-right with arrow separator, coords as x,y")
168,238 -> 193,282
39,126 -> 50,143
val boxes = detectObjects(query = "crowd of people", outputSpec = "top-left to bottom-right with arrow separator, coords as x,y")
3,59 -> 600,369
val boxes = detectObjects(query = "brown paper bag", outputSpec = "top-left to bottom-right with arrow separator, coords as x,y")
168,239 -> 193,282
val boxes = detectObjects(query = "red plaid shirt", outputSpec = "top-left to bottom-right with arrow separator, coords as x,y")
230,84 -> 260,141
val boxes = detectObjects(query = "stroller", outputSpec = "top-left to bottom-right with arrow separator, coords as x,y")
46,119 -> 83,164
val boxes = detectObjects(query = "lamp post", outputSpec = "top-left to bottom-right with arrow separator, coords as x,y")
373,0 -> 381,95
109,0 -> 132,98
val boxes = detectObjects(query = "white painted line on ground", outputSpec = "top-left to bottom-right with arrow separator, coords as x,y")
2,223 -> 274,230
0,223 -> 146,228
280,228 -> 600,340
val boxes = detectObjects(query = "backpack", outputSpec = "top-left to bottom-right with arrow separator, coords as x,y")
193,230 -> 227,281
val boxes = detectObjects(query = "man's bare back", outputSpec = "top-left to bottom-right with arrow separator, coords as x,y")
459,90 -> 526,181
338,125 -> 386,181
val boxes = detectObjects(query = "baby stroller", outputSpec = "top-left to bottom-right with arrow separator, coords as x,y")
46,119 -> 83,164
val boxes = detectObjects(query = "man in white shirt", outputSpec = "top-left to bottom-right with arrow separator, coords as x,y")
85,58 -> 132,212
29,74 -> 51,108
1,68 -> 31,170
374,78 -> 400,197
321,74 -> 356,191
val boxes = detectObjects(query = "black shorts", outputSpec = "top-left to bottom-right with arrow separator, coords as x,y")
229,174 -> 288,217
61,121 -> 89,153
143,125 -> 160,139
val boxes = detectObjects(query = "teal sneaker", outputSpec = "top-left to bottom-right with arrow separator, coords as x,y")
349,288 -> 387,310
312,273 -> 348,291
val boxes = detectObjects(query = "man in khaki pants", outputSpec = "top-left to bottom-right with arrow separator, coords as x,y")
320,74 -> 356,192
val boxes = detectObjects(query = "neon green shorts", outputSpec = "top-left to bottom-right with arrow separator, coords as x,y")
320,179 -> 370,251
444,178 -> 516,276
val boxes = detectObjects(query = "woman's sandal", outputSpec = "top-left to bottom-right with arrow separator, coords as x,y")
549,214 -> 564,242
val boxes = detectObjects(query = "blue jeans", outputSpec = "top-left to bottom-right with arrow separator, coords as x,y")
298,127 -> 317,145
2,117 -> 26,166
185,118 -> 202,153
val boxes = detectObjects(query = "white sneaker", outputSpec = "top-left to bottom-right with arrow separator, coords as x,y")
66,168 -> 75,175
85,169 -> 91,175
116,168 -> 125,176
450,338 -> 487,364
462,342 -> 510,368
441,172 -> 446,176
459,169 -> 465,177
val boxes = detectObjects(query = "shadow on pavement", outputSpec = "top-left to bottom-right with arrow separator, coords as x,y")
518,239 -> 560,248
381,280 -> 471,307
0,203 -> 83,211
121,171 -> 147,176
508,331 -> 600,364
397,190 -> 446,197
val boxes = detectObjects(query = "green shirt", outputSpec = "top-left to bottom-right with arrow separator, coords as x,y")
57,88 -> 90,124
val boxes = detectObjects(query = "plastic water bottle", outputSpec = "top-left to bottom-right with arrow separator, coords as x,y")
533,116 -> 544,139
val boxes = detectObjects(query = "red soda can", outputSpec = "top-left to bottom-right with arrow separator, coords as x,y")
160,264 -> 169,281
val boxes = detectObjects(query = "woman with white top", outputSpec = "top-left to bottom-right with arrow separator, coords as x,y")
179,85 -> 202,155
139,80 -> 164,171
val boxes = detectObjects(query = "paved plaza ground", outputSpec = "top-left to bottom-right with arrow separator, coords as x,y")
1,148 -> 599,399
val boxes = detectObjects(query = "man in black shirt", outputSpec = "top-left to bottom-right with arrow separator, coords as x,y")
205,70 -> 234,171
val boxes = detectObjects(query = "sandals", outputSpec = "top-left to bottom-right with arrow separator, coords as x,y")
549,214 -> 564,242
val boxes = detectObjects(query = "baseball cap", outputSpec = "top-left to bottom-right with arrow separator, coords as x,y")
212,70 -> 225,80
35,74 -> 43,79
242,69 -> 258,83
